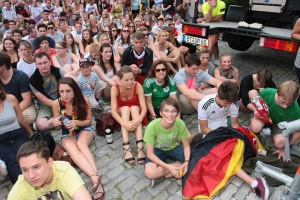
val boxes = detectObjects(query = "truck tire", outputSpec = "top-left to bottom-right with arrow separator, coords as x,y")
228,36 -> 254,51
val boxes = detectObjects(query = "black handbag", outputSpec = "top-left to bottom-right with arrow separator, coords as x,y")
29,131 -> 56,156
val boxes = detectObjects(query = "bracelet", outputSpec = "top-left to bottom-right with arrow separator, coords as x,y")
185,160 -> 189,163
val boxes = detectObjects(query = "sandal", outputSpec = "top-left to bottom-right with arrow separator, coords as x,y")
123,141 -> 135,164
136,140 -> 146,165
90,174 -> 105,200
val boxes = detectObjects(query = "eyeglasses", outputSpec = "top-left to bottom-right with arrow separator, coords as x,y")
122,30 -> 129,33
47,27 -> 54,29
155,68 -> 166,72
278,96 -> 293,107
112,29 -> 117,32
163,109 -> 178,115
55,47 -> 64,49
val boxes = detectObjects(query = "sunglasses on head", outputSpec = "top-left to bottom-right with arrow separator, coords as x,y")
122,30 -> 129,32
155,68 -> 166,72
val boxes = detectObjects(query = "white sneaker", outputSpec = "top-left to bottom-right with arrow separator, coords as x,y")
261,128 -> 271,136
214,59 -> 220,66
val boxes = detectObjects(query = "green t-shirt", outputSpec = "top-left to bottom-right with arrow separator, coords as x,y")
143,77 -> 177,108
144,118 -> 188,151
260,88 -> 300,123
202,0 -> 226,21
8,161 -> 84,200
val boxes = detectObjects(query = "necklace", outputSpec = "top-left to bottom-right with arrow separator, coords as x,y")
60,98 -> 79,136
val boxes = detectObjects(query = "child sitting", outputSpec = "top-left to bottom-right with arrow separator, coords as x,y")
77,59 -> 107,110
144,98 -> 190,188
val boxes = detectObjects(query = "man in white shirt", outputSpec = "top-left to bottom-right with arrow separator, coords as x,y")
3,1 -> 17,20
30,0 -> 43,18
71,21 -> 83,42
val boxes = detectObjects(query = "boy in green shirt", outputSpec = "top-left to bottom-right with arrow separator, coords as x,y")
144,98 -> 190,188
250,81 -> 300,161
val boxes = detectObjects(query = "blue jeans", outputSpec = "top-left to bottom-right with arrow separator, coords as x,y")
145,145 -> 185,164
0,128 -> 29,183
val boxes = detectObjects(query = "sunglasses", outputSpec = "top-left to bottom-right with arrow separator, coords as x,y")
112,29 -> 117,32
122,30 -> 129,33
47,27 -> 54,29
155,68 -> 166,72
129,26 -> 134,28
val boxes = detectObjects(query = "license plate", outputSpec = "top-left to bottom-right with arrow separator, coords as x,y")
184,35 -> 208,46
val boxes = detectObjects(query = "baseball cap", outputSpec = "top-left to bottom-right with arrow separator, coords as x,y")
158,15 -> 164,21
79,59 -> 91,67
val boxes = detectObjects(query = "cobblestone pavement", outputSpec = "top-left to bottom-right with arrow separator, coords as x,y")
0,40 -> 297,200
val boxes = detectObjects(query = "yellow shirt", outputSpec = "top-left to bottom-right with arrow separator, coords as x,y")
202,0 -> 226,21
8,161 -> 84,200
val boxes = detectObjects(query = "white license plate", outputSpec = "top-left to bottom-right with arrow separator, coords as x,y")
184,35 -> 208,46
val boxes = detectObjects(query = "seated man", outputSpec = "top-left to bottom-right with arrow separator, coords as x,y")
121,32 -> 153,85
198,80 -> 270,200
144,98 -> 190,188
33,24 -> 55,51
250,81 -> 300,161
174,53 -> 221,115
8,141 -> 91,200
0,51 -> 37,125
29,52 -> 74,131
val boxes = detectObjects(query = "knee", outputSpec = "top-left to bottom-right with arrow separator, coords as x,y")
273,135 -> 285,149
145,166 -> 157,179
35,119 -> 46,130
250,119 -> 264,133
76,140 -> 86,151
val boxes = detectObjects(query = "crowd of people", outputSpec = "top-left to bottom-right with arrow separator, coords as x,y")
0,0 -> 299,200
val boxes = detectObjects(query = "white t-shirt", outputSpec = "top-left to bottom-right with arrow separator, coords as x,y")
17,59 -> 37,78
71,30 -> 82,40
30,5 -> 43,17
3,9 -> 17,20
85,3 -> 97,14
175,23 -> 182,32
197,93 -> 239,131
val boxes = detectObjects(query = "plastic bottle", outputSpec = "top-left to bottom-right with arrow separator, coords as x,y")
61,114 -> 74,132
105,125 -> 113,144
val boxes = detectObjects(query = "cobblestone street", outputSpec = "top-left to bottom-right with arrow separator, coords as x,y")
0,40 -> 297,200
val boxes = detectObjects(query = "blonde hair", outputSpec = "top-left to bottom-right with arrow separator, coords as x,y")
155,30 -> 167,43
56,40 -> 68,48
89,43 -> 100,53
277,81 -> 299,103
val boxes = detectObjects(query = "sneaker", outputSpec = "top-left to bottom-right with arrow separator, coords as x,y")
261,128 -> 271,136
150,177 -> 165,188
213,59 -> 220,66
254,177 -> 270,200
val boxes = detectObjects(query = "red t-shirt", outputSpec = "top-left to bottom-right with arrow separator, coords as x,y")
35,48 -> 57,65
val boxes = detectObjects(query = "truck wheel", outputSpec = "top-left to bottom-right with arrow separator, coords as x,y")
228,36 -> 254,51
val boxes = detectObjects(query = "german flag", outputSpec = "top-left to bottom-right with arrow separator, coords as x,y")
182,127 -> 261,199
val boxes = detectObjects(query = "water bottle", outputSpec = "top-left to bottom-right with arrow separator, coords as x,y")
61,114 -> 74,132
105,125 -> 113,144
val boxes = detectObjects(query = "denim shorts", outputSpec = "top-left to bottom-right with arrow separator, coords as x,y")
145,145 -> 185,164
62,126 -> 96,140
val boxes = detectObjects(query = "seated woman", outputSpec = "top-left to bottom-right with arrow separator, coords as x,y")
239,69 -> 276,112
128,21 -> 136,38
197,49 -> 215,90
0,84 -> 33,184
88,15 -> 102,37
64,32 -> 81,59
17,41 -> 37,78
52,41 -> 80,75
99,34 -> 121,63
214,53 -> 239,88
115,26 -> 132,56
2,38 -> 22,69
79,29 -> 94,56
143,60 -> 178,120
35,36 -> 57,65
52,77 -> 105,200
144,98 -> 190,188
111,66 -> 147,165
99,43 -> 121,78
108,24 -> 118,45
112,0 -> 123,17
154,30 -> 181,74
137,26 -> 161,60
165,26 -> 189,67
